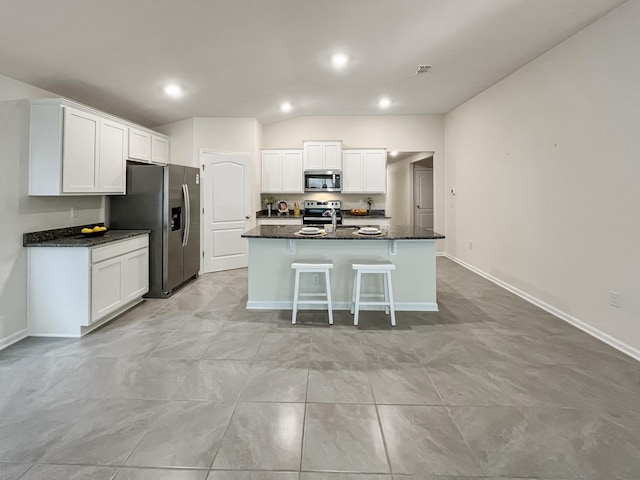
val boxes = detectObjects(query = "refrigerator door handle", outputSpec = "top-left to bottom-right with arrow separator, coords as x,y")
182,183 -> 190,247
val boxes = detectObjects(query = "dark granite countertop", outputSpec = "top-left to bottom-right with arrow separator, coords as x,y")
341,209 -> 390,219
241,224 -> 444,240
24,229 -> 150,247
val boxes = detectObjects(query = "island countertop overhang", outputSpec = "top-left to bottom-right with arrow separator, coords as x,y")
241,225 -> 445,240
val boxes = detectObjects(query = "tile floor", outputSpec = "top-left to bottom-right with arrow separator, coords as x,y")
1,258 -> 639,480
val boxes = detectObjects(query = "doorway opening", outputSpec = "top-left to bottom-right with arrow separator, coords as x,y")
412,156 -> 433,229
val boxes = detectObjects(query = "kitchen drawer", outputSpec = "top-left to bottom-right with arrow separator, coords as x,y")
91,235 -> 149,263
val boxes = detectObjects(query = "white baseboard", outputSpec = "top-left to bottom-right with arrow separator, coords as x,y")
246,301 -> 439,312
29,333 -> 81,339
0,328 -> 28,351
444,254 -> 640,363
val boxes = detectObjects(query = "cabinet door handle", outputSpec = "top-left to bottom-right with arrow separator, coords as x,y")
245,215 -> 250,219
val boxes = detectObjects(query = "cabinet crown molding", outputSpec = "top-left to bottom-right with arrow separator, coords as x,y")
30,98 -> 169,139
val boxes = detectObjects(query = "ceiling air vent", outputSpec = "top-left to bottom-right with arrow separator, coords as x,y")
415,65 -> 433,75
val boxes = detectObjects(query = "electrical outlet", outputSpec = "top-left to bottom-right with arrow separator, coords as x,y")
312,274 -> 320,285
70,206 -> 78,218
609,291 -> 622,309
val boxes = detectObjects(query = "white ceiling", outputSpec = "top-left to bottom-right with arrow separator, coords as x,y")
0,0 -> 626,127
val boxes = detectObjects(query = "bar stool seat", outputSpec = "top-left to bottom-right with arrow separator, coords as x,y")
291,260 -> 334,325
351,261 -> 396,326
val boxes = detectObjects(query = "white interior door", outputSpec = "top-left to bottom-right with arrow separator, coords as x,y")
202,151 -> 251,272
413,166 -> 434,229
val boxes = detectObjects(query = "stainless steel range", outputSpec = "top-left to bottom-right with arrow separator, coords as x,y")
303,200 -> 343,225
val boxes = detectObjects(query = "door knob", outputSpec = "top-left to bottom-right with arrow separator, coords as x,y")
245,215 -> 250,219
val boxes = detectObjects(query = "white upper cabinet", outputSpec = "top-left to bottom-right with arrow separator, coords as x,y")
303,141 -> 342,170
129,128 -> 170,164
98,119 -> 127,192
61,107 -> 100,193
342,150 -> 364,193
341,149 -> 387,193
29,98 -> 169,195
151,135 -> 169,164
261,149 -> 303,193
30,101 -> 127,195
362,150 -> 387,192
128,127 -> 152,162
261,151 -> 282,192
280,150 -> 304,192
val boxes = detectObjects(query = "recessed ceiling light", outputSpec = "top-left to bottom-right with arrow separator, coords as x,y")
390,150 -> 398,157
331,53 -> 349,69
379,97 -> 391,109
163,84 -> 183,98
280,102 -> 292,113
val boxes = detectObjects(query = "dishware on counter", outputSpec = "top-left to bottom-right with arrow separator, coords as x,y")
350,208 -> 368,216
358,227 -> 382,235
300,227 -> 321,235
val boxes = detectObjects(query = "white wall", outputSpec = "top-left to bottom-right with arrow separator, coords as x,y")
263,115 -> 445,245
157,116 -> 264,220
444,1 -> 640,356
155,118 -> 194,167
193,118 -> 263,215
0,75 -> 104,348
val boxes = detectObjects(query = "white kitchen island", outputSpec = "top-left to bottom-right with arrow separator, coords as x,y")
241,225 -> 445,311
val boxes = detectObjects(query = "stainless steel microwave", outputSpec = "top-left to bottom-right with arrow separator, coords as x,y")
304,170 -> 341,192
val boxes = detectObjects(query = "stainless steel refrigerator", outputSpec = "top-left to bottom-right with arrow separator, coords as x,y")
109,164 -> 200,297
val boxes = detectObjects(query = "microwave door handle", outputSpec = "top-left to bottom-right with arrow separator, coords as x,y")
182,184 -> 190,247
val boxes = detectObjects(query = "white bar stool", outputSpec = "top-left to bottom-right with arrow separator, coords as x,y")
351,261 -> 396,327
291,261 -> 334,325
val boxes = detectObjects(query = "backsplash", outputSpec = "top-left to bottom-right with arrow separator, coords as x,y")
260,193 -> 386,211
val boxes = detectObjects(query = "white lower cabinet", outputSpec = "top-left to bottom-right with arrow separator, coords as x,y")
28,235 -> 149,337
91,255 -> 124,321
124,248 -> 150,301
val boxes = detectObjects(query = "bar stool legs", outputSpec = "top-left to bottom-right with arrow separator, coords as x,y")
291,261 -> 334,325
351,261 -> 396,326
